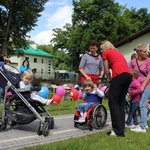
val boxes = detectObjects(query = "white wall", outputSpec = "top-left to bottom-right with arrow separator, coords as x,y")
117,32 -> 150,62
10,54 -> 55,79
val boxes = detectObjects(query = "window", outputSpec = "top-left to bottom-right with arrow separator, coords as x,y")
25,57 -> 29,60
41,69 -> 43,74
42,59 -> 44,63
32,68 -> 37,73
34,58 -> 37,63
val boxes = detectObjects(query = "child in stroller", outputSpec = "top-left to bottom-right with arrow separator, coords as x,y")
0,64 -> 54,136
20,70 -> 52,105
74,79 -> 107,130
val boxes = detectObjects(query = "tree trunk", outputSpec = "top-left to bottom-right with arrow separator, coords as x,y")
2,0 -> 16,55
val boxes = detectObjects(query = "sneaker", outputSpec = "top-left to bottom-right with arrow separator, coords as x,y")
46,99 -> 53,105
130,124 -> 139,129
77,116 -> 85,123
146,125 -> 148,129
131,126 -> 146,133
107,130 -> 116,136
125,124 -> 130,128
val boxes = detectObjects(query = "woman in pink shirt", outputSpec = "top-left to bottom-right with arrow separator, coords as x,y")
130,44 -> 150,133
125,69 -> 142,128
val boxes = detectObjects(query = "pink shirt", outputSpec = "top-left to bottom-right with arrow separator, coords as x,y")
130,58 -> 150,88
129,78 -> 142,102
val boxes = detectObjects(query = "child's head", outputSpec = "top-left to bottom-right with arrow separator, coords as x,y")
83,79 -> 94,93
131,69 -> 138,79
21,70 -> 33,85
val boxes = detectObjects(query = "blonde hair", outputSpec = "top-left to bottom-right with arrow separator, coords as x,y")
134,43 -> 146,52
83,79 -> 94,89
21,70 -> 33,81
100,40 -> 117,51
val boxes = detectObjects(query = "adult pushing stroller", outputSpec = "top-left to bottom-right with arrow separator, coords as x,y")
0,64 -> 54,137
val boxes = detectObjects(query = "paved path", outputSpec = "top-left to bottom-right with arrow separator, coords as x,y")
0,112 -> 112,150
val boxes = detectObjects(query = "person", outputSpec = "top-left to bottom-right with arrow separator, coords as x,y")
100,40 -> 132,137
0,54 -> 10,66
130,43 -> 150,133
20,59 -> 31,74
76,79 -> 104,123
128,53 -> 137,67
125,69 -> 142,128
20,70 -> 52,105
0,55 -> 10,105
78,40 -> 104,87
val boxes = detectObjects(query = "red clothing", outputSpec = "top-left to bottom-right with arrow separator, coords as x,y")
80,74 -> 100,83
102,49 -> 131,78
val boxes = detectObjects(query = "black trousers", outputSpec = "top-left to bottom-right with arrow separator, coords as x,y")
108,73 -> 132,136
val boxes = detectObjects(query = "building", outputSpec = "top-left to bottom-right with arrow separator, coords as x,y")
10,44 -> 55,79
114,26 -> 150,62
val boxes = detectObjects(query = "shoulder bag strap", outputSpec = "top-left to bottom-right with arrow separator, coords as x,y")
136,59 -> 147,77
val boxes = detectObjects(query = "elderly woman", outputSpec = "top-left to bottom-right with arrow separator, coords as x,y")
130,44 -> 150,133
100,40 -> 132,137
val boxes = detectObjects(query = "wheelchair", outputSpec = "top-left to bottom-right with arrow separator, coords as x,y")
74,102 -> 107,131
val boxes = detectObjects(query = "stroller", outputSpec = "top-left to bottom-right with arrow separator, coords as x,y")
0,65 -> 54,137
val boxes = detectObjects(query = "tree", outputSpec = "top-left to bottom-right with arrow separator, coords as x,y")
51,0 -> 150,71
0,0 -> 48,55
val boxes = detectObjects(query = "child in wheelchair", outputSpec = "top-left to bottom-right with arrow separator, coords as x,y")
76,79 -> 104,123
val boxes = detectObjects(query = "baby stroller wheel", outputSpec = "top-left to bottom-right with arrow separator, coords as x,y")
92,104 -> 107,129
50,117 -> 54,129
42,122 -> 50,137
37,123 -> 43,136
0,118 -> 7,131
7,118 -> 16,126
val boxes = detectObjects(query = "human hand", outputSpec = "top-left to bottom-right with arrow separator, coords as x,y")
86,76 -> 91,80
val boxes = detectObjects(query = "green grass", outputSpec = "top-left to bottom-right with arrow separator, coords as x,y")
4,99 -> 150,150
45,99 -> 109,116
19,122 -> 150,150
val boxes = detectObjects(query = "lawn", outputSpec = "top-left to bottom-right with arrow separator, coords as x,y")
19,121 -> 150,150
1,99 -> 150,150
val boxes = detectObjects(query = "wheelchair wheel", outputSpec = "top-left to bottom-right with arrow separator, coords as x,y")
92,104 -> 107,129
74,115 -> 79,128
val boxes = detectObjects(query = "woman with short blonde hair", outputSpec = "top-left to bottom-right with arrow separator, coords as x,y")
100,40 -> 132,137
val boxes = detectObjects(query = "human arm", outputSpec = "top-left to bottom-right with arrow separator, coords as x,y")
20,66 -> 28,73
129,80 -> 142,96
95,88 -> 104,97
103,59 -> 111,82
141,74 -> 150,91
82,91 -> 87,99
79,68 -> 91,80
78,54 -> 91,80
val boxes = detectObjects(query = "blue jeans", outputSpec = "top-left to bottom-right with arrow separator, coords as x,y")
126,100 -> 140,126
139,88 -> 150,129
77,102 -> 94,113
0,87 -> 3,104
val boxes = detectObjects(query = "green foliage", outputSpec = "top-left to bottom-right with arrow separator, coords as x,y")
0,0 -> 48,55
51,0 -> 150,71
